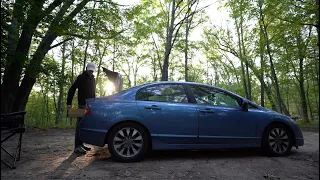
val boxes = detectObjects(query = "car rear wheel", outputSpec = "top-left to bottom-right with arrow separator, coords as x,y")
108,122 -> 149,162
262,124 -> 293,156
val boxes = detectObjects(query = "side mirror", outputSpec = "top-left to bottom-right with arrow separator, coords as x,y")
242,100 -> 248,112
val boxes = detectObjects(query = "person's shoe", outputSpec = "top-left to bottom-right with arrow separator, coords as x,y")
74,147 -> 86,155
81,145 -> 91,151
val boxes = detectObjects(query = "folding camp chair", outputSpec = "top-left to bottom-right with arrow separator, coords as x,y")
1,111 -> 26,169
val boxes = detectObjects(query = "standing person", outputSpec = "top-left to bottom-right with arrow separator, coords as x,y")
67,62 -> 96,155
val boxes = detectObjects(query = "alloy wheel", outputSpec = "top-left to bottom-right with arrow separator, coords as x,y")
113,127 -> 143,158
268,128 -> 289,154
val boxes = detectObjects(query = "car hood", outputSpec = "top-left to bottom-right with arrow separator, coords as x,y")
245,99 -> 291,120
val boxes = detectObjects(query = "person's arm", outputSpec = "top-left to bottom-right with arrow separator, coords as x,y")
67,75 -> 82,106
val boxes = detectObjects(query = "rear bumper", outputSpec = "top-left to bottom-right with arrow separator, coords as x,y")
79,128 -> 108,147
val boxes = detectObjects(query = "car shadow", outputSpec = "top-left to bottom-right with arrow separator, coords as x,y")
58,148 -> 310,179
88,148 -> 264,163
143,148 -> 263,161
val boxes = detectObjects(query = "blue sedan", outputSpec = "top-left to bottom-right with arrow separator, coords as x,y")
79,81 -> 304,162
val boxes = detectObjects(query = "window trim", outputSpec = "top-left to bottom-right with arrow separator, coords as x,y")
187,84 -> 243,107
135,83 -> 193,104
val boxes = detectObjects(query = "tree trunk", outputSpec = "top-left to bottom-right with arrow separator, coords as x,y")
239,12 -> 251,100
1,0 -> 70,113
298,57 -> 309,121
247,58 -> 277,111
13,32 -> 58,112
112,37 -> 116,71
295,29 -> 309,121
311,48 -> 319,117
257,0 -> 289,114
259,20 -> 265,107
306,79 -> 314,119
56,41 -> 66,125
40,85 -> 45,122
262,18 -> 289,115
1,0 -> 31,113
240,61 -> 248,98
4,0 -> 88,113
152,55 -> 158,81
264,82 -> 278,111
96,44 -> 107,89
161,0 -> 176,81
71,40 -> 75,83
260,54 -> 265,107
235,19 -> 248,99
312,78 -> 319,117
184,21 -> 189,82
82,1 -> 97,72
184,0 -> 196,82
46,90 -> 49,123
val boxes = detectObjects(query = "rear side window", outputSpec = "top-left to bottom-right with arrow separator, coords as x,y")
136,84 -> 188,103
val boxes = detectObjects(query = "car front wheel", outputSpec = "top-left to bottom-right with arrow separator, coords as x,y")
262,124 -> 293,156
108,122 -> 148,162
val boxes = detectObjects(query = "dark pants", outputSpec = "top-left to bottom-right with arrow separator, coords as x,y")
75,105 -> 85,149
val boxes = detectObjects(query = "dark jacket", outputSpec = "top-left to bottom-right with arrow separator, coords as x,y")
67,71 -> 96,106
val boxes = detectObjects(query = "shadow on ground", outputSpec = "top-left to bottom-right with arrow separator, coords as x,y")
144,148 -> 263,161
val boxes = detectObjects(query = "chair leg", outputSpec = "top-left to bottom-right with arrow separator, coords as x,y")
1,159 -> 16,169
17,133 -> 22,161
1,132 -> 23,169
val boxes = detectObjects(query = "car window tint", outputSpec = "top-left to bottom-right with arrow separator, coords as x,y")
191,85 -> 240,107
136,84 -> 187,103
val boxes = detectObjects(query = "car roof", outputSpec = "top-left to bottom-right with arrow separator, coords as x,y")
131,81 -> 243,98
99,81 -> 266,110
138,81 -> 216,87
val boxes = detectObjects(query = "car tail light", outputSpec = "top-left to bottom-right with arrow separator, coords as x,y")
85,104 -> 91,115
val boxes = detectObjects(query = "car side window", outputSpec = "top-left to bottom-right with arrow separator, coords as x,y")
136,84 -> 188,103
190,85 -> 240,107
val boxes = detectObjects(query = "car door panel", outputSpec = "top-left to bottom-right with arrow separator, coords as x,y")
137,101 -> 198,144
197,105 -> 258,144
135,84 -> 198,144
188,85 -> 259,145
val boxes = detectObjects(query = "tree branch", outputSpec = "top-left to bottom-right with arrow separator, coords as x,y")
210,32 -> 239,57
274,15 -> 317,27
151,34 -> 162,71
174,1 -> 190,20
49,38 -> 74,50
171,22 -> 184,47
62,29 -> 126,40
59,0 -> 91,27
174,0 -> 184,11
95,0 -> 130,6
173,3 -> 211,30
43,0 -> 63,15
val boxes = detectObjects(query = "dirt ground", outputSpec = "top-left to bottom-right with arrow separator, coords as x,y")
1,127 -> 319,180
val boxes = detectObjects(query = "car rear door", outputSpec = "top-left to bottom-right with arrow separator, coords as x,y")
136,84 -> 198,144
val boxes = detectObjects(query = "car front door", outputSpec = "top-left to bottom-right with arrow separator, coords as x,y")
189,85 -> 259,145
136,84 -> 198,144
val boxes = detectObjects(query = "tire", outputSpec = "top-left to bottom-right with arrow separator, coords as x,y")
108,122 -> 149,162
261,123 -> 293,156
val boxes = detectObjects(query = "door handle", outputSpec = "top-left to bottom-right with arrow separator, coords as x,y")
144,105 -> 161,110
199,108 -> 215,113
